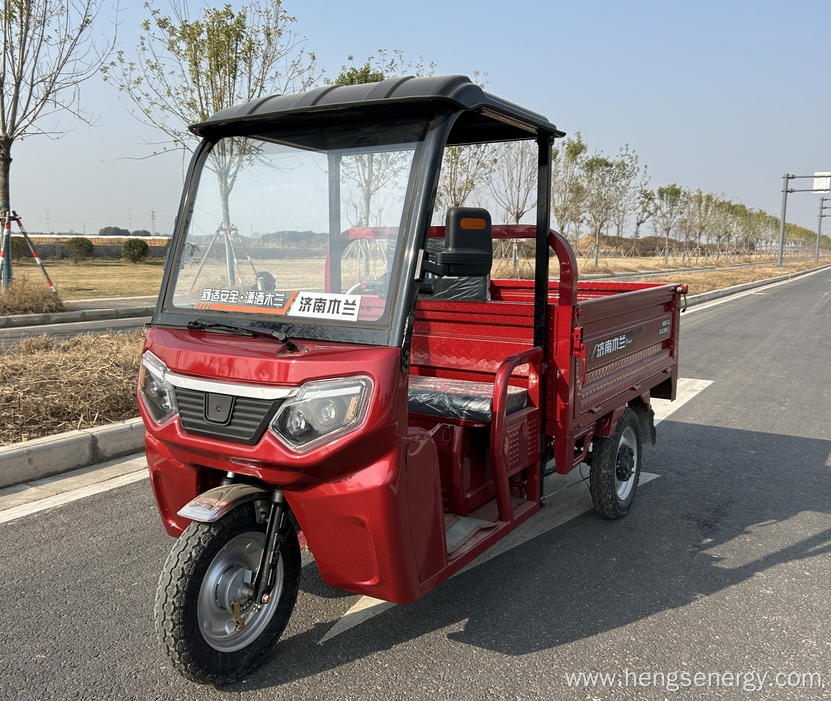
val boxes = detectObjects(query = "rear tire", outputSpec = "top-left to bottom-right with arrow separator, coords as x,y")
589,408 -> 642,520
155,504 -> 300,684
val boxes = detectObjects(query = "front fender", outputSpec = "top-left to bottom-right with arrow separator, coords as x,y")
177,483 -> 270,523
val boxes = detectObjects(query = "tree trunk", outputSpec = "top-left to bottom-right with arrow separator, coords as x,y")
0,138 -> 13,290
0,138 -> 12,212
217,171 -> 235,287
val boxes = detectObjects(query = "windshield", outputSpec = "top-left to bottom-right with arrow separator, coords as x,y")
168,124 -> 424,336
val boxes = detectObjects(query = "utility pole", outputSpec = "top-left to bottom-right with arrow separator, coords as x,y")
777,174 -> 791,268
816,197 -> 831,262
151,209 -> 156,236
776,172 -> 830,267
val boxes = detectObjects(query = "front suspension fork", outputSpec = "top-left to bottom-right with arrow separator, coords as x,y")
218,470 -> 288,605
253,490 -> 287,605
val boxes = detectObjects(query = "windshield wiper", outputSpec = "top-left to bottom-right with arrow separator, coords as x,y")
187,319 -> 297,352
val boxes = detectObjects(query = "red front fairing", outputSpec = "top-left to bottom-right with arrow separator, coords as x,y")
141,327 -> 448,603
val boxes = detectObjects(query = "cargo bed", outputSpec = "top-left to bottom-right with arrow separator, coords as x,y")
411,231 -> 685,479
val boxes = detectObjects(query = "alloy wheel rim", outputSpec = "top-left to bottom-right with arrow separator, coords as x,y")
197,531 -> 283,652
614,426 -> 638,501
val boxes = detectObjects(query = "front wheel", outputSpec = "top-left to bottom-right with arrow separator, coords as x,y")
589,408 -> 643,520
155,504 -> 300,684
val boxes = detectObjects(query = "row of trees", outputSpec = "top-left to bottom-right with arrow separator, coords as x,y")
2,0 -> 827,259
548,140 -> 824,253
97,227 -> 156,237
436,133 -> 827,254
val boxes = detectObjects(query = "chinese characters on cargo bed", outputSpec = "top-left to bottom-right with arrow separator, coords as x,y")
591,327 -> 644,362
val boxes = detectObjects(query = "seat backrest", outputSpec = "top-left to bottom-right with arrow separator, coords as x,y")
421,238 -> 489,302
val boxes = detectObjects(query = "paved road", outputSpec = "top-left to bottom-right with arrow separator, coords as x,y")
1,269 -> 829,700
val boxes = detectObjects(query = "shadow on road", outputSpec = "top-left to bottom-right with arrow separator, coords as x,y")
236,419 -> 831,690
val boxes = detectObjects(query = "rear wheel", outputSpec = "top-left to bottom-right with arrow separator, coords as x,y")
589,408 -> 642,520
155,504 -> 300,684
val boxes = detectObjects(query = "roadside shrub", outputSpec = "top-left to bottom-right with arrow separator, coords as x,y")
122,238 -> 149,263
65,237 -> 94,264
10,237 -> 27,261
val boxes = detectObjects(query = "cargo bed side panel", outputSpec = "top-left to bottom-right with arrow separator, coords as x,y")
574,285 -> 679,421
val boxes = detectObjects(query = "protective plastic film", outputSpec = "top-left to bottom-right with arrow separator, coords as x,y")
407,375 -> 527,423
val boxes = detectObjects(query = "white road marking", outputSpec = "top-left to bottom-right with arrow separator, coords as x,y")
0,469 -> 147,525
319,377 -> 713,643
652,378 -> 713,425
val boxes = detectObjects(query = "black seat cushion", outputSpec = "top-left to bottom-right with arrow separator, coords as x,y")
408,375 -> 527,423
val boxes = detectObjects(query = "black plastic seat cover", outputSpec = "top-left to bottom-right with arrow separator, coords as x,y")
408,375 -> 527,423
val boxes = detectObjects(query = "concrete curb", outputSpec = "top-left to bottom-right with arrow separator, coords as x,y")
0,418 -> 146,489
2,262 -> 829,489
0,305 -> 155,329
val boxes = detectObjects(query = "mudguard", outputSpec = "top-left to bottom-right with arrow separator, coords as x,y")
177,483 -> 270,523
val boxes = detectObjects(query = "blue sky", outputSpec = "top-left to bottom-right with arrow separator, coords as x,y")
11,0 -> 831,235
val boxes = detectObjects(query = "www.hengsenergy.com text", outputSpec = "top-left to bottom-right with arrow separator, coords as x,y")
564,669 -> 822,692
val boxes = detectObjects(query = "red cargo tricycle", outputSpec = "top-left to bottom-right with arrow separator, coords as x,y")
139,76 -> 685,683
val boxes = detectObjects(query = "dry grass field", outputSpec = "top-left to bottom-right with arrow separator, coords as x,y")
9,258 -> 166,298
0,331 -> 143,445
631,260 -> 825,295
7,249 -> 824,300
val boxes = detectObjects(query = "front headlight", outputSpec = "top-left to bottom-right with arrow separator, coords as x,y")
270,376 -> 372,452
138,351 -> 178,425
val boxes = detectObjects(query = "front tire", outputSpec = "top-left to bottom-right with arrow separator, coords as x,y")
155,504 -> 300,684
589,408 -> 643,520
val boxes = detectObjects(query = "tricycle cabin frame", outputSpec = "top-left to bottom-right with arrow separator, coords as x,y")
142,76 -> 684,612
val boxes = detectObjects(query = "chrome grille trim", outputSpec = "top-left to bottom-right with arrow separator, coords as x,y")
165,371 -> 297,400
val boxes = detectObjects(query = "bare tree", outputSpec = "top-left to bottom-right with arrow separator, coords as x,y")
608,145 -> 644,246
630,188 -> 656,254
489,140 -> 537,224
102,0 -> 319,225
583,153 -> 617,256
341,151 -> 405,227
433,71 -> 496,220
435,144 -> 497,218
708,197 -> 731,250
331,50 -> 437,228
0,0 -> 114,212
652,184 -> 687,255
550,132 -> 587,243
685,189 -> 714,250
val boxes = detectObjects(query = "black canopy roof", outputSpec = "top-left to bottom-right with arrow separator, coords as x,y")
189,75 -> 565,144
